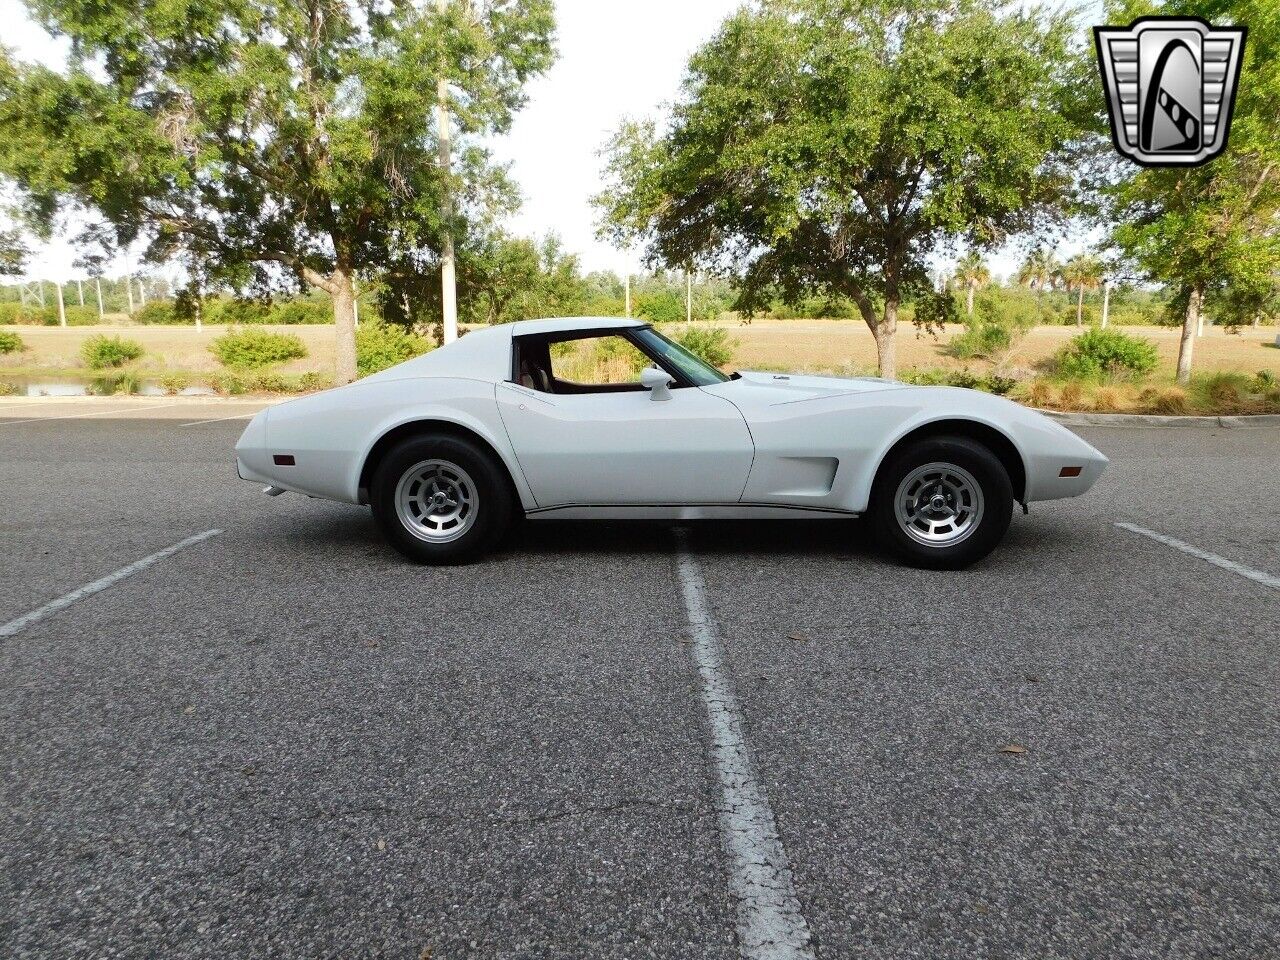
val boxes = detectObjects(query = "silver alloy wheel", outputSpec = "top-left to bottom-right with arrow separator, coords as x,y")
894,461 -> 985,548
394,459 -> 478,544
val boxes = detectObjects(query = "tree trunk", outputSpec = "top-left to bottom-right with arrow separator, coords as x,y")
966,284 -> 974,316
1075,286 -> 1084,327
1101,283 -> 1111,329
1177,284 -> 1201,386
332,268 -> 359,385
874,301 -> 898,380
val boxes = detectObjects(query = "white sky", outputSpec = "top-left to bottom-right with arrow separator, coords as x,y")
0,0 -> 1082,284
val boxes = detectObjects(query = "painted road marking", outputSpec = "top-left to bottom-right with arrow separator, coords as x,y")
1117,522 -> 1280,592
673,529 -> 815,960
0,403 -> 174,425
179,413 -> 256,427
0,530 -> 222,638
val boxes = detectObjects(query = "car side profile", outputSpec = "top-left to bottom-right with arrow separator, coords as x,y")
235,317 -> 1108,568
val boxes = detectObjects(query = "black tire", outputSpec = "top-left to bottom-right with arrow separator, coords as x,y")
869,436 -> 1013,570
370,434 -> 514,564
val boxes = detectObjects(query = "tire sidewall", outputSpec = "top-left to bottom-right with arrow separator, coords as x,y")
371,435 -> 513,563
870,436 -> 1013,569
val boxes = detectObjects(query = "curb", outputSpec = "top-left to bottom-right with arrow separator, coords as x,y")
1039,409 -> 1280,428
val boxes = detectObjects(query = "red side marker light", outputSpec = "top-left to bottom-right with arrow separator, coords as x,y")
273,454 -> 296,466
1059,466 -> 1082,478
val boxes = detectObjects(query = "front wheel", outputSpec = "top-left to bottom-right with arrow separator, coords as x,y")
370,434 -> 513,564
869,436 -> 1013,569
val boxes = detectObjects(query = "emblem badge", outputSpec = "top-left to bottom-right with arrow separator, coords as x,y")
1094,16 -> 1246,167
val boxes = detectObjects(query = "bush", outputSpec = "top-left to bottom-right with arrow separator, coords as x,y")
136,300 -> 182,324
0,330 -> 25,354
0,303 -> 57,325
64,306 -> 100,325
81,334 -> 144,369
89,371 -> 141,395
206,298 -> 273,325
1054,328 -> 1158,380
356,321 -> 430,377
297,371 -> 329,392
899,368 -> 1017,395
271,299 -> 332,325
662,323 -> 737,368
947,323 -> 1011,360
210,327 -> 307,369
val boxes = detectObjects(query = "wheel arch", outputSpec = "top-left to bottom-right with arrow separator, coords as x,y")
358,418 -> 526,507
871,418 -> 1027,503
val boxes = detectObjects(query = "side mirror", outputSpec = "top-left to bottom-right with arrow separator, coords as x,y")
640,366 -> 674,401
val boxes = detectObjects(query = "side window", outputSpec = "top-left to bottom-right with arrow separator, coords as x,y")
548,334 -> 651,386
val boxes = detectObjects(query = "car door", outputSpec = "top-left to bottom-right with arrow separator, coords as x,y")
495,331 -> 754,507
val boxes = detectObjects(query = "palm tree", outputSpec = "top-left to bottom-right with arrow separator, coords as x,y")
954,251 -> 991,316
1060,254 -> 1105,327
1016,249 -> 1061,309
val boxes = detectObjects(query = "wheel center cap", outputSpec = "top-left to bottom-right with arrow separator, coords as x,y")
930,494 -> 947,512
432,492 -> 448,508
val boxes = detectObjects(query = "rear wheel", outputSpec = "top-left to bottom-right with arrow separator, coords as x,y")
870,436 -> 1013,569
370,434 -> 513,564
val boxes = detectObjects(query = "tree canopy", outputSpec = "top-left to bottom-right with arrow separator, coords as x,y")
0,0 -> 555,381
595,0 -> 1095,377
0,227 -> 26,276
1104,0 -> 1280,382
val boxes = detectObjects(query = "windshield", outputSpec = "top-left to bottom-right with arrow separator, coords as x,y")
632,326 -> 731,386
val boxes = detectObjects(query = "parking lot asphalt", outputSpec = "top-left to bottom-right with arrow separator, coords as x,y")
1,409 -> 1277,959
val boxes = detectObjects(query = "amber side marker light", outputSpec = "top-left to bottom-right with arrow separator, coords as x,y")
1059,466 -> 1083,478
273,454 -> 296,466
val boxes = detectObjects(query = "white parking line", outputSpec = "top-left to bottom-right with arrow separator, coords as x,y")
179,413 -> 256,427
673,529 -> 815,960
0,529 -> 222,638
1116,522 -> 1280,592
0,403 -> 174,426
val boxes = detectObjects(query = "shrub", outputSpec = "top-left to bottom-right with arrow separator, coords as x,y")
205,297 -> 273,325
247,371 -> 289,393
297,371 -> 328,392
0,303 -> 57,325
81,334 -> 144,369
356,321 -> 430,377
668,323 -> 737,368
89,371 -> 141,395
1138,386 -> 1189,415
211,372 -> 247,395
136,300 -> 182,325
158,374 -> 188,395
271,299 -> 332,325
62,305 -> 99,326
947,323 -> 1011,360
898,368 -> 1017,395
0,330 -> 25,354
1054,328 -> 1158,380
210,327 -> 307,369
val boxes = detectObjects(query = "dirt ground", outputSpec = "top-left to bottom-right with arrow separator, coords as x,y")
3,318 -> 1279,380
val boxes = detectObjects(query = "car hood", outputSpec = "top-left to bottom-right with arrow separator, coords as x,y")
731,370 -> 907,402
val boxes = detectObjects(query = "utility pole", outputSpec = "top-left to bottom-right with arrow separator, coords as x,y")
126,276 -> 135,314
138,277 -> 148,306
95,277 -> 104,320
624,274 -> 631,318
436,0 -> 458,344
77,278 -> 84,307
686,270 -> 693,323
1101,281 -> 1111,329
55,279 -> 66,327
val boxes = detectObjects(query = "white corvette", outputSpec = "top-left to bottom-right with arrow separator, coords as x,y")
235,317 -> 1107,568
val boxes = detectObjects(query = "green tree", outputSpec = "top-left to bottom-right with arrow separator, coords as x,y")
0,227 -> 26,276
954,251 -> 991,317
1105,0 -> 1280,383
1060,254 -> 1104,326
1016,248 -> 1062,307
0,0 -> 554,383
594,0 -> 1092,378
